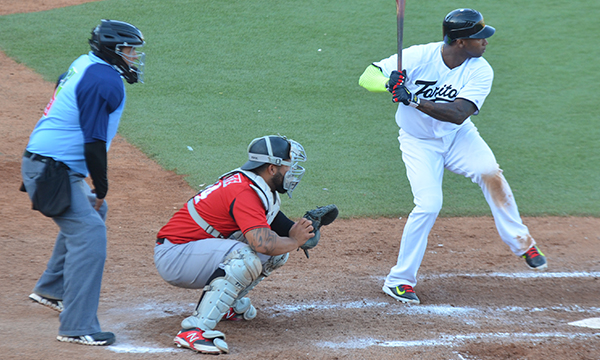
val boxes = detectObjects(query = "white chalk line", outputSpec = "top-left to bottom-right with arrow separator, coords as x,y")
318,332 -> 600,349
106,300 -> 600,353
108,344 -> 180,353
105,270 -> 600,353
569,317 -> 600,329
420,271 -> 600,280
265,301 -> 600,317
108,329 -> 600,353
104,303 -> 193,353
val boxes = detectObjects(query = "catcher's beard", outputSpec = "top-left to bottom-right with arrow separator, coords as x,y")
273,170 -> 286,194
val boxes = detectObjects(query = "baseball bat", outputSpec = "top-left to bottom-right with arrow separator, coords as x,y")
396,0 -> 405,71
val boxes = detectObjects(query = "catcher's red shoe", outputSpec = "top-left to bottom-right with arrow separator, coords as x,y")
223,307 -> 244,321
222,297 -> 257,321
173,328 -> 228,354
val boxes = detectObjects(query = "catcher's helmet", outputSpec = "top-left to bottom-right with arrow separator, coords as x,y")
241,135 -> 307,198
89,19 -> 145,84
443,9 -> 495,45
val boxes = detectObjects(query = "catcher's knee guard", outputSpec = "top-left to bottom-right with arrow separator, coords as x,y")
263,252 -> 289,276
235,252 -> 289,301
182,246 -> 262,331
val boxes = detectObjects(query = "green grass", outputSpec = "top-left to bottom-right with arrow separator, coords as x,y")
1,0 -> 598,218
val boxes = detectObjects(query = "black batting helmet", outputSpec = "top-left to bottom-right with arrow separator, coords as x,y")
443,9 -> 495,44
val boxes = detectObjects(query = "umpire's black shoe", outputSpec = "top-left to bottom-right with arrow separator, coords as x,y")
29,293 -> 64,312
522,245 -> 548,270
382,284 -> 420,304
57,332 -> 116,346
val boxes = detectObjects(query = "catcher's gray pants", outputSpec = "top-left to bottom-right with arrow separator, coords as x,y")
154,238 -> 273,289
22,156 -> 108,336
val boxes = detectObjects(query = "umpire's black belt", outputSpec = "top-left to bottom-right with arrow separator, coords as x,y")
24,150 -> 53,163
156,238 -> 166,245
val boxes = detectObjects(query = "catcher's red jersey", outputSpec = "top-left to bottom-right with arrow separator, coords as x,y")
157,172 -> 269,244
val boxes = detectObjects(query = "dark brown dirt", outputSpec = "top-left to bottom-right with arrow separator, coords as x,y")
1,2 -> 599,359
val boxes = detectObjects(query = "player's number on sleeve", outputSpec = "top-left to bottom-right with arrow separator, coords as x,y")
196,182 -> 222,202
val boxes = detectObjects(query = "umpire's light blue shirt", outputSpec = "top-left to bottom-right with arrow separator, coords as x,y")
26,52 -> 126,175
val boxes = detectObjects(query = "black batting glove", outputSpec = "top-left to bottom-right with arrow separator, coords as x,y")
386,69 -> 407,93
392,85 -> 420,108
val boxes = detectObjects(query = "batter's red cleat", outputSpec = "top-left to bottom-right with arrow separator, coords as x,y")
522,245 -> 548,270
173,328 -> 228,354
382,284 -> 420,304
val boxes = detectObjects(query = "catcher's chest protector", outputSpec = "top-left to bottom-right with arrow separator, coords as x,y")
225,169 -> 281,224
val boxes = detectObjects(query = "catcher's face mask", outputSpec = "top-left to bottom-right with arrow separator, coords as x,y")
282,140 -> 306,198
244,135 -> 307,198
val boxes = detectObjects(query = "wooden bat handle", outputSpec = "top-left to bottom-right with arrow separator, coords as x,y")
396,0 -> 405,71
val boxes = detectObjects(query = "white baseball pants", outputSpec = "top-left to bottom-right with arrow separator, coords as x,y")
385,122 -> 536,288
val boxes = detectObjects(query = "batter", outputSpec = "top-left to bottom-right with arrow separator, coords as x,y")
359,8 -> 547,304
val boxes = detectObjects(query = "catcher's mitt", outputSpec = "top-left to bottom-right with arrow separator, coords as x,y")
300,204 -> 339,258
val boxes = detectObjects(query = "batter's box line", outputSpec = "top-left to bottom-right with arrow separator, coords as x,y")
317,332 -> 600,349
372,271 -> 600,282
421,271 -> 600,279
107,344 -> 182,354
263,301 -> 600,317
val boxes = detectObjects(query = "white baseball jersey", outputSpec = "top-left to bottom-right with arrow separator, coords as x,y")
373,41 -> 493,139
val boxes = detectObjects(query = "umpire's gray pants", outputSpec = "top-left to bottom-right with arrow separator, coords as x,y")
22,156 -> 108,336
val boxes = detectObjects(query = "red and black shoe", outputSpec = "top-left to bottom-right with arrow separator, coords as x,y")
522,245 -> 548,270
173,328 -> 228,354
223,307 -> 245,321
382,284 -> 420,304
222,297 -> 257,321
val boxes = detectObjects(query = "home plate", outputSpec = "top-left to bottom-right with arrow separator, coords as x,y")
568,317 -> 600,329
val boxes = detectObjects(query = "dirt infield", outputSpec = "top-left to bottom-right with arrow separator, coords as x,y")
1,2 -> 599,359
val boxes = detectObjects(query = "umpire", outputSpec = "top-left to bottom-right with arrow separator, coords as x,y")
21,20 -> 145,346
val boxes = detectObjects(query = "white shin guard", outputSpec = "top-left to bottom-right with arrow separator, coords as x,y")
182,246 -> 262,331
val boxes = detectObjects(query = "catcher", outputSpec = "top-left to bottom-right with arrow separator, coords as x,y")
153,135 -> 338,354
